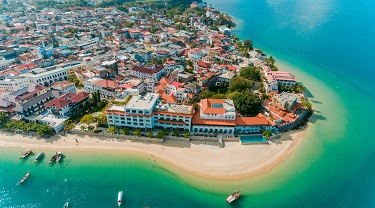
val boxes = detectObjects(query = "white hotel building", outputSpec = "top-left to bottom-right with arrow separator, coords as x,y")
262,66 -> 297,92
105,93 -> 193,131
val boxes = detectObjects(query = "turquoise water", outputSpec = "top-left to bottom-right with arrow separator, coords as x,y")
2,0 -> 375,207
240,135 -> 267,143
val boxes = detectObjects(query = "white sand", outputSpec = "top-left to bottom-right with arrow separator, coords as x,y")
0,130 -> 306,180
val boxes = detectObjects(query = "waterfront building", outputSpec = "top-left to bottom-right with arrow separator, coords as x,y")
44,92 -> 89,117
106,93 -> 159,129
191,99 -> 237,135
263,66 -> 297,92
13,89 -> 62,120
271,92 -> 298,111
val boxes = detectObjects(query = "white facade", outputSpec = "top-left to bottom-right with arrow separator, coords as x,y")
106,93 -> 159,129
24,67 -> 68,86
106,94 -> 193,131
130,66 -> 164,81
0,76 -> 30,92
200,99 -> 236,120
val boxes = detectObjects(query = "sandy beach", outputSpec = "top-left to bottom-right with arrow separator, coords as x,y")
0,129 -> 307,180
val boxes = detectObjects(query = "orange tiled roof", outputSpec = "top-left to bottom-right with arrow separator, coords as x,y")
235,116 -> 270,126
201,99 -> 226,114
192,106 -> 235,126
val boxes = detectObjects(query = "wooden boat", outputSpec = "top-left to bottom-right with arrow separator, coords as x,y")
63,201 -> 69,208
20,148 -> 32,159
18,172 -> 30,185
34,152 -> 44,163
226,191 -> 241,204
56,151 -> 62,162
118,191 -> 123,207
48,153 -> 57,164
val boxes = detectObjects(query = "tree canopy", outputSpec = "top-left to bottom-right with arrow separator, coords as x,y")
240,66 -> 261,81
228,76 -> 253,93
232,92 -> 262,116
80,114 -> 94,125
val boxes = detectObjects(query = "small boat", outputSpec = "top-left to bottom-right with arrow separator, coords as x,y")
226,190 -> 241,204
118,191 -> 123,207
63,201 -> 69,208
18,172 -> 30,185
34,152 -> 44,163
49,153 -> 57,164
56,151 -> 62,162
20,148 -> 32,159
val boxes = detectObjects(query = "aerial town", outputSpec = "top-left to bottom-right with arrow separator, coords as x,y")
0,1 -> 311,141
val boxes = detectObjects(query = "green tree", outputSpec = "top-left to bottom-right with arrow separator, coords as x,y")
302,101 -> 313,111
64,120 -> 76,131
262,130 -> 272,138
156,131 -> 165,139
240,66 -> 261,81
121,128 -> 129,135
183,132 -> 190,138
133,128 -> 141,137
232,93 -> 262,116
210,94 -> 226,99
199,89 -> 215,100
87,125 -> 95,131
172,129 -> 180,137
243,39 -> 253,51
107,126 -> 117,134
0,112 -> 9,128
146,130 -> 153,138
36,125 -> 52,136
264,56 -> 278,71
94,113 -> 107,125
80,114 -> 94,125
80,125 -> 86,131
228,77 -> 253,93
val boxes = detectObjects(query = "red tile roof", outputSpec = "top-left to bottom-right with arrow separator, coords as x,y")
235,116 -> 270,126
201,99 -> 226,114
198,60 -> 211,68
93,79 -> 119,89
44,92 -> 89,109
192,106 -> 235,126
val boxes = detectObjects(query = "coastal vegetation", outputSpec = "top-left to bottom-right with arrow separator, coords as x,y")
262,130 -> 272,138
0,112 -> 53,136
264,56 -> 278,71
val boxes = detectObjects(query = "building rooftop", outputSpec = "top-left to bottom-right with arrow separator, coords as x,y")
201,99 -> 235,115
125,93 -> 159,110
155,103 -> 193,115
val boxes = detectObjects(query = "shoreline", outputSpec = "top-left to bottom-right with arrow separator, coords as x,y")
0,127 -> 308,180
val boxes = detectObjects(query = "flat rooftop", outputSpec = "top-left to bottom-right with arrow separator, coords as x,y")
125,93 -> 159,110
155,103 -> 193,115
107,104 -> 125,112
